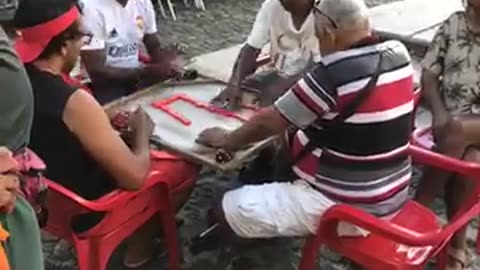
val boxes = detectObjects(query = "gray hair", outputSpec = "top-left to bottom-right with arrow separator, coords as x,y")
315,0 -> 370,30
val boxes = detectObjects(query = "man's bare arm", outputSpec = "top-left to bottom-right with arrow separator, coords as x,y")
229,44 -> 262,87
224,107 -> 289,151
421,69 -> 447,118
81,50 -> 145,84
143,33 -> 170,63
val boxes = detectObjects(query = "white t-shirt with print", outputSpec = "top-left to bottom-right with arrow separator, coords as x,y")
247,0 -> 320,77
81,0 -> 157,69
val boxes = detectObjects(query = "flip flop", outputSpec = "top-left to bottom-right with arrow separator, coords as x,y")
445,247 -> 474,270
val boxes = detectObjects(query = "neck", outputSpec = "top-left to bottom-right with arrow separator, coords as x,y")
339,28 -> 372,48
469,6 -> 480,26
117,0 -> 128,6
33,58 -> 64,75
321,30 -> 373,57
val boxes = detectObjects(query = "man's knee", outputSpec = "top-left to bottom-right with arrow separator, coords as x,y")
437,119 -> 467,150
206,198 -> 237,238
463,147 -> 480,162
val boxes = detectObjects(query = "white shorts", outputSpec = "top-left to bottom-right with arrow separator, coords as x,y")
222,180 -> 368,238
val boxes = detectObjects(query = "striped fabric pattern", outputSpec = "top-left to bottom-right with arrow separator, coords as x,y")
274,40 -> 415,217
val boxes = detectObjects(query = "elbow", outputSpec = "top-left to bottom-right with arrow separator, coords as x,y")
421,69 -> 439,90
121,163 -> 150,191
255,108 -> 288,135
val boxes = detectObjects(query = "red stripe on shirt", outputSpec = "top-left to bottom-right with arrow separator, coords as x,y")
336,76 -> 414,113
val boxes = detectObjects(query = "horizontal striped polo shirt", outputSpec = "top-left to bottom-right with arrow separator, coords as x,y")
274,40 -> 415,217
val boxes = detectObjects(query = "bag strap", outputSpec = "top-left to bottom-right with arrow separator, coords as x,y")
292,52 -> 384,165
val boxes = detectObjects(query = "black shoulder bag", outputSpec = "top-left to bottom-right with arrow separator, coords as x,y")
291,52 -> 384,165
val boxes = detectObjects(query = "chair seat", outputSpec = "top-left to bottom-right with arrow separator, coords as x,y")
412,127 -> 434,150
330,201 -> 441,267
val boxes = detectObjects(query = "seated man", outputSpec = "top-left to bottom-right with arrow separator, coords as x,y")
197,0 -> 415,239
415,0 -> 480,267
80,0 -> 181,104
14,0 -> 196,267
213,0 -> 319,110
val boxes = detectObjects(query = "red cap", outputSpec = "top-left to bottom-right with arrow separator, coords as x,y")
14,6 -> 80,63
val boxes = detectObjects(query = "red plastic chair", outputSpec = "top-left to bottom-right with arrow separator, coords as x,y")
412,125 -> 480,256
298,145 -> 480,270
44,153 -> 198,270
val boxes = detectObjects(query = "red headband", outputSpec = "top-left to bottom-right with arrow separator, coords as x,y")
15,6 -> 80,63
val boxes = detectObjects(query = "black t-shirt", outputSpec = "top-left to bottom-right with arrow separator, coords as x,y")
26,64 -> 115,199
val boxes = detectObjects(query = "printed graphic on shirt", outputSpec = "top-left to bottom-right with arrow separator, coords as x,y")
107,43 -> 138,59
135,16 -> 145,32
108,28 -> 119,39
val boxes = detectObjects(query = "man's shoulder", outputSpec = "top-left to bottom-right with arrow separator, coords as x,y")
258,0 -> 283,14
377,40 -> 410,58
125,0 -> 156,17
322,40 -> 410,66
81,0 -> 112,14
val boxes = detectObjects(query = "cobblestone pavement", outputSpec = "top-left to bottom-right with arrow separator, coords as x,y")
43,0 -> 480,269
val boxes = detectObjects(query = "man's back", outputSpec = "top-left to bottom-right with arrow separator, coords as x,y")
284,40 -> 415,217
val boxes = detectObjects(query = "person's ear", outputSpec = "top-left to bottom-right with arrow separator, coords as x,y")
61,42 -> 69,57
324,26 -> 336,46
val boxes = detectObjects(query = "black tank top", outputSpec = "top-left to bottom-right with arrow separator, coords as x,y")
26,64 -> 115,199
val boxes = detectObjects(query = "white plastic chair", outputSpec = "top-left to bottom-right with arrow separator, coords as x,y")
156,0 -> 177,21
183,0 -> 206,10
156,0 -> 206,21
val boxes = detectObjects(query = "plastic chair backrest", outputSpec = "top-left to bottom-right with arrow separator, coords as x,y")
45,170 -> 171,239
314,145 -> 480,261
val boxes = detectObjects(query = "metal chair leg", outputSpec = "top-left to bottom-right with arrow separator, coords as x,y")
166,0 -> 177,21
156,0 -> 167,18
194,0 -> 206,10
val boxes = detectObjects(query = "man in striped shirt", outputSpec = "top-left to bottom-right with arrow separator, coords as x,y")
197,0 -> 415,238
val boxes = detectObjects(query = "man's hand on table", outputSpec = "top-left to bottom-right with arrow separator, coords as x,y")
211,84 -> 242,111
0,147 -> 20,214
130,108 -> 155,137
196,127 -> 230,149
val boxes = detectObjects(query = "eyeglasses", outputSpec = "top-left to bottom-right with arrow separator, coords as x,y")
80,32 -> 93,45
70,29 -> 93,44
313,5 -> 338,29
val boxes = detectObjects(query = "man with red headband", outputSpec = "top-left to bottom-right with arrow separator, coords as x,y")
14,0 -> 197,267
80,0 -> 182,104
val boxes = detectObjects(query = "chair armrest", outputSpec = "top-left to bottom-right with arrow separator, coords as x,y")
410,145 -> 480,178
46,171 -> 167,212
321,201 -> 480,247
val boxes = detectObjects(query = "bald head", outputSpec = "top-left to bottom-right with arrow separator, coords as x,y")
316,0 -> 370,31
313,0 -> 372,55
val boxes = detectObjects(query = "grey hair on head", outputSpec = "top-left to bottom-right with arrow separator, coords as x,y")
315,0 -> 370,30
0,0 -> 18,23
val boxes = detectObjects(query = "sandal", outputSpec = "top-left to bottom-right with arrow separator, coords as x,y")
445,247 -> 474,270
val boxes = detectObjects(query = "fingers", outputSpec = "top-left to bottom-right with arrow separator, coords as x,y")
195,128 -> 216,146
0,190 -> 16,214
0,147 -> 18,173
0,174 -> 20,192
